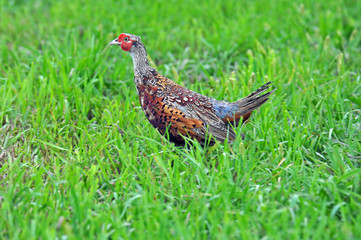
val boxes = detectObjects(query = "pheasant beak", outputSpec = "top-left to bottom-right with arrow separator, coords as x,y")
108,38 -> 120,46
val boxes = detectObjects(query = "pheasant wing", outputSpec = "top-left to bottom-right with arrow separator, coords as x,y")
160,84 -> 236,143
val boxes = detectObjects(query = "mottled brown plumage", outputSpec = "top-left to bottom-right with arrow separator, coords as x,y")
109,33 -> 275,145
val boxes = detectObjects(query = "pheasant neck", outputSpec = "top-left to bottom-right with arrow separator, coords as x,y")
129,45 -> 154,77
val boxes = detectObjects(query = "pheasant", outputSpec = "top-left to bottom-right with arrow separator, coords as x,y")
109,33 -> 275,146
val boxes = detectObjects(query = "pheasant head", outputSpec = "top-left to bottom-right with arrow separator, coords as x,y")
109,33 -> 141,52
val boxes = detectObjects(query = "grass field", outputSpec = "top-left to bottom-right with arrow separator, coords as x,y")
1,0 -> 361,239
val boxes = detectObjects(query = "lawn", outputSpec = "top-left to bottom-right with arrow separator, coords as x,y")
1,0 -> 361,239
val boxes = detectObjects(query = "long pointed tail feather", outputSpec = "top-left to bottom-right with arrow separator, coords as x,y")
234,81 -> 275,120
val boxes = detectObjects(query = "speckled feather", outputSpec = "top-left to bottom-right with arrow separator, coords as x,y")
110,33 -> 275,146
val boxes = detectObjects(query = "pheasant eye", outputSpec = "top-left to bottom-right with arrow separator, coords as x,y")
124,37 -> 129,42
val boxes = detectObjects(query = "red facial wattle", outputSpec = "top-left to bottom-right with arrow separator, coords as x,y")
121,41 -> 132,51
118,34 -> 133,51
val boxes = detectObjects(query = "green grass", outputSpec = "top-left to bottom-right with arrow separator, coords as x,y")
1,0 -> 361,239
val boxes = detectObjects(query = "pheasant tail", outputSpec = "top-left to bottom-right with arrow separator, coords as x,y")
215,82 -> 275,127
